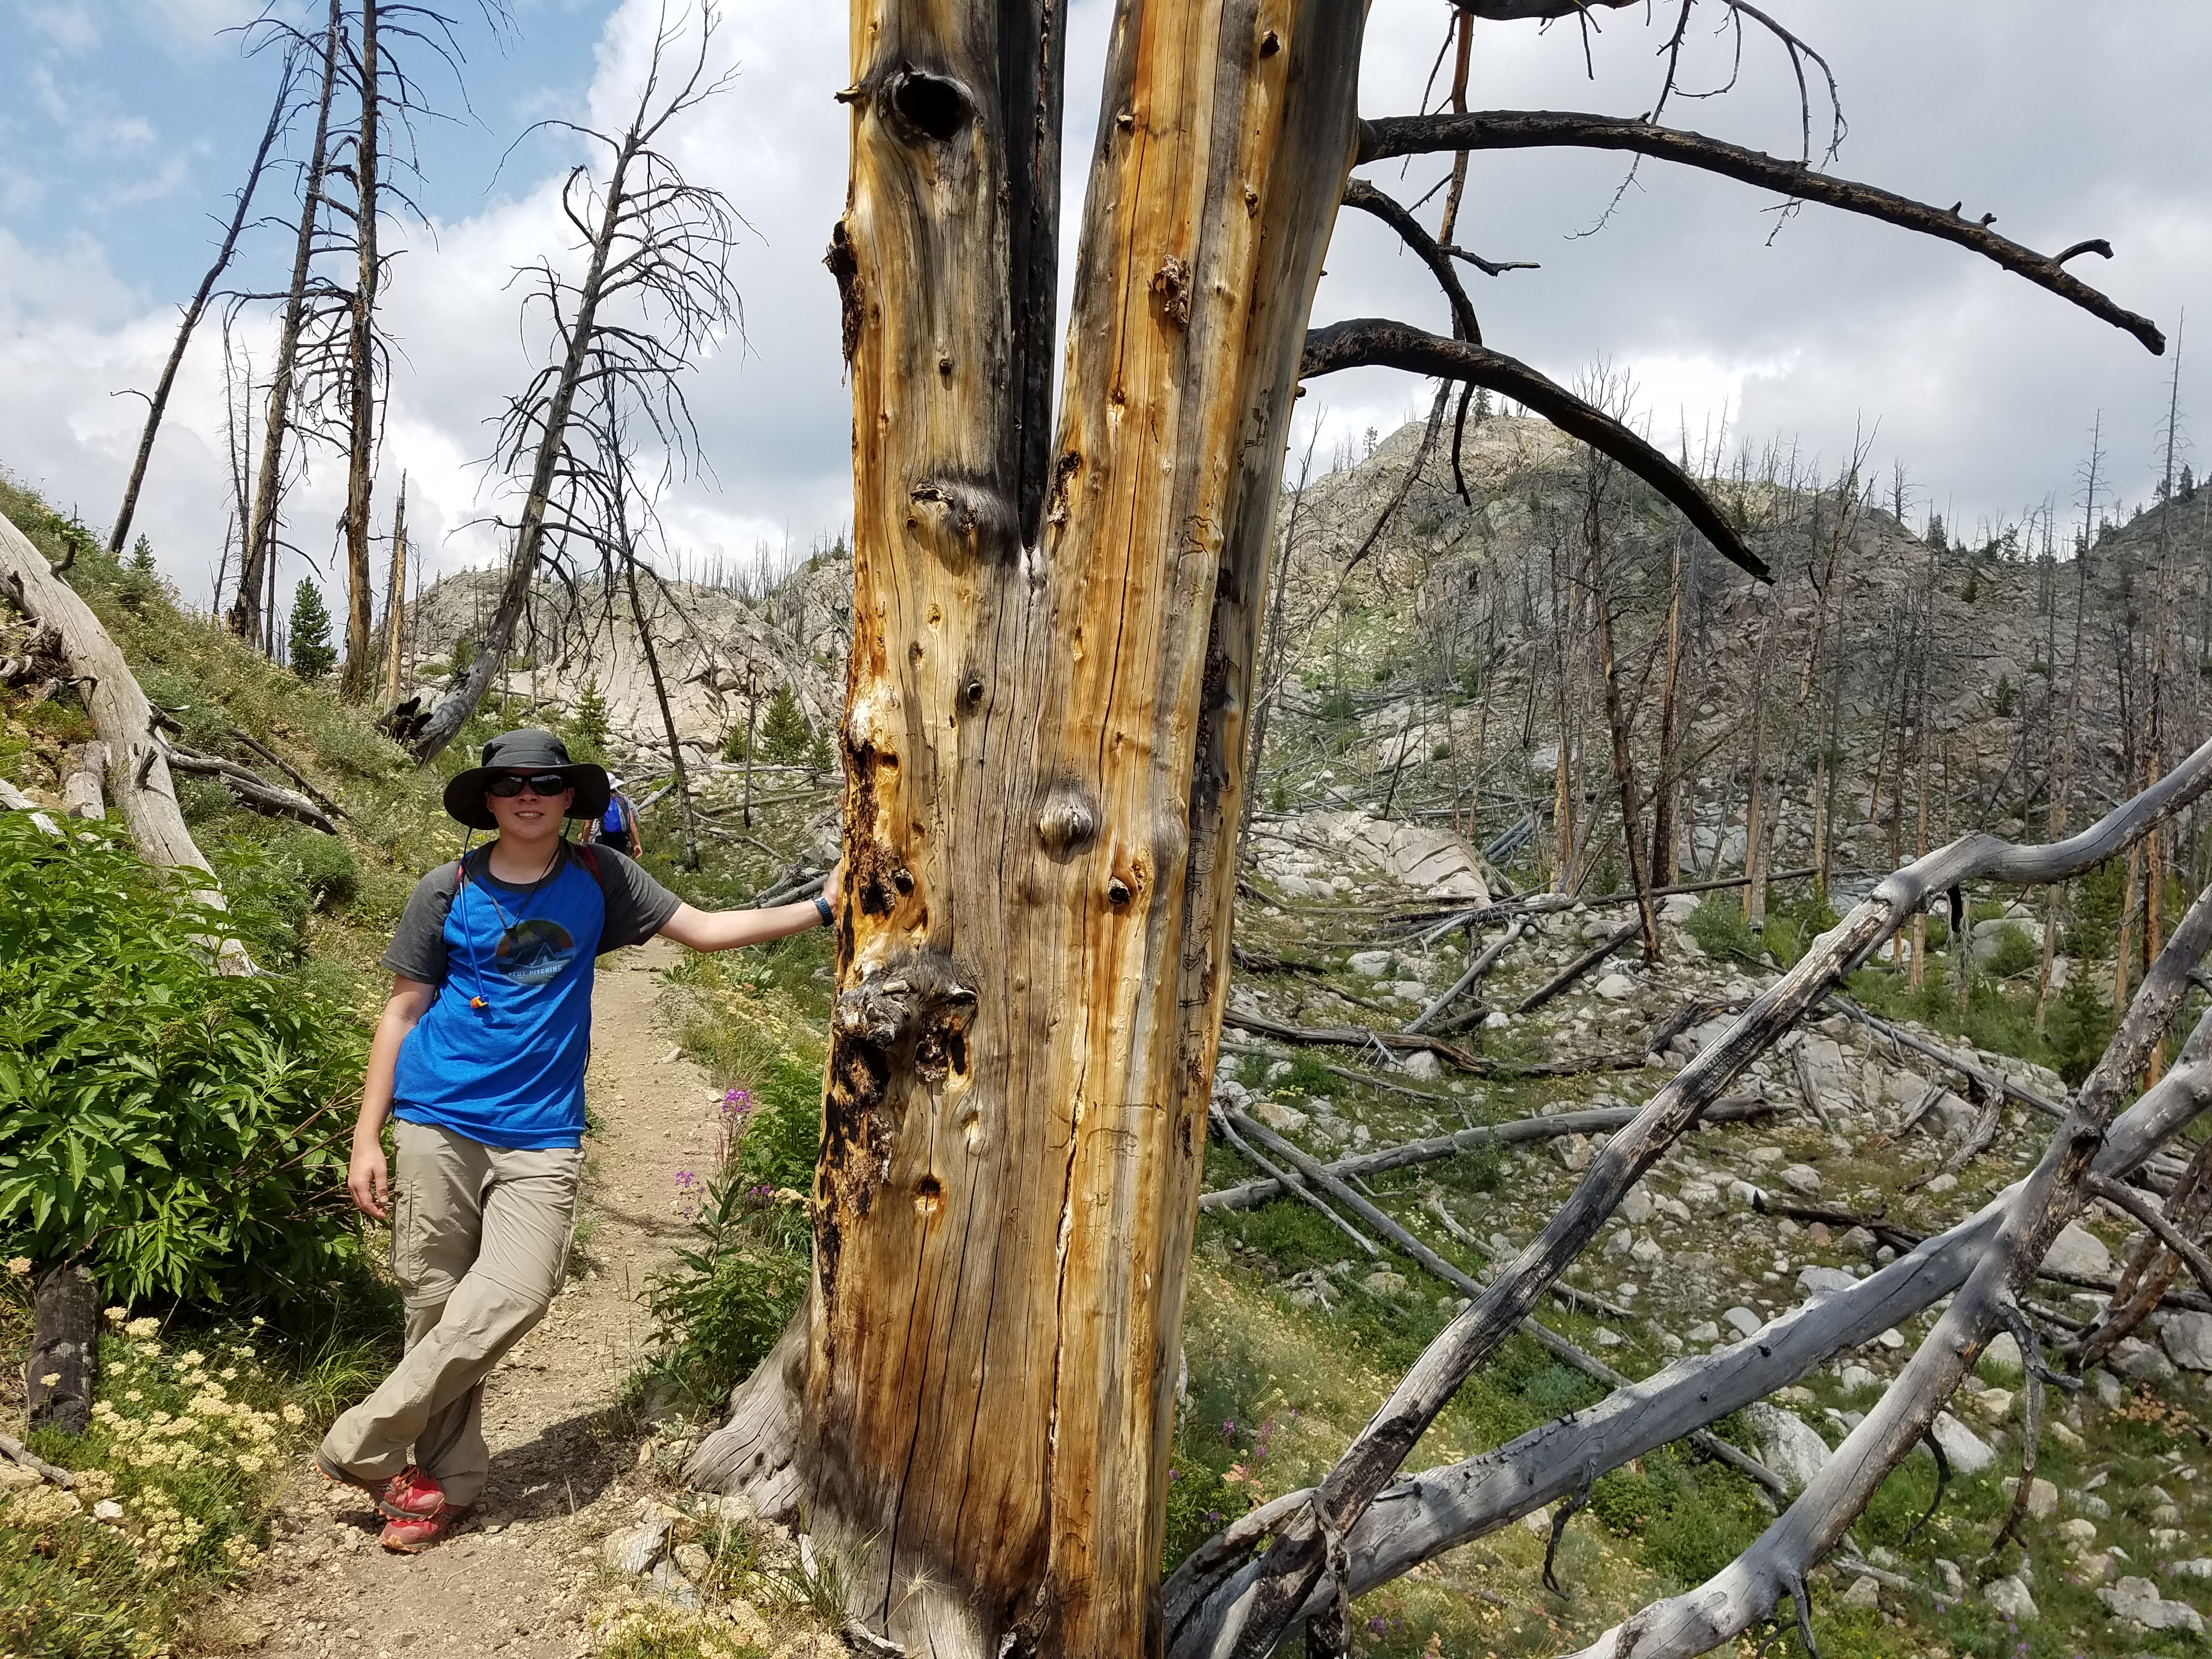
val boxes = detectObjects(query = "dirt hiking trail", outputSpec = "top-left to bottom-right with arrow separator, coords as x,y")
227,938 -> 723,1658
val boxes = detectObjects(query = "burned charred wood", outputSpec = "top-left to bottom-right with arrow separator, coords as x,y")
28,1264 -> 97,1436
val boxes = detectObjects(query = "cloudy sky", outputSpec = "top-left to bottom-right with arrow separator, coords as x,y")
2,1 -> 2205,608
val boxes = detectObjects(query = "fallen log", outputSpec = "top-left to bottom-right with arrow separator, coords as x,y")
60,741 -> 105,819
1210,1107 -> 1378,1256
1226,1109 -> 1788,1505
227,726 -> 353,822
1222,1007 -> 1482,1069
164,745 -> 338,834
1200,1097 -> 1776,1213
1166,1022 -> 2212,1644
0,512 -> 246,968
28,1263 -> 97,1436
1514,916 -> 1645,1015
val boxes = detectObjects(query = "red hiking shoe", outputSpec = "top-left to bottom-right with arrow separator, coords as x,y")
313,1453 -> 447,1521
379,1505 -> 471,1553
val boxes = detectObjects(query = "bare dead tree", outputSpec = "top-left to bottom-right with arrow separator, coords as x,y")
410,3 -> 741,761
658,3 -> 2170,1652
108,55 -> 294,558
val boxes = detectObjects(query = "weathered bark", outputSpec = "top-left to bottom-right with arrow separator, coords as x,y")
685,3 -> 1363,1651
232,0 -> 343,647
380,473 -> 409,703
162,746 -> 338,834
61,741 -> 107,820
0,512 -> 245,964
28,1264 -> 97,1436
109,61 -> 291,558
336,0 -> 381,702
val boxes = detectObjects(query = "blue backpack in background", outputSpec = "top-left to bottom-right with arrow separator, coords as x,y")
602,795 -> 629,838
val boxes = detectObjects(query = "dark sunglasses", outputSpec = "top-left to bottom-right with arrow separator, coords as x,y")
485,772 -> 574,798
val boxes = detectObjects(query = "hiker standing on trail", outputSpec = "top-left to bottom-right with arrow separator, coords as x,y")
316,728 -> 840,1551
584,773 -> 644,857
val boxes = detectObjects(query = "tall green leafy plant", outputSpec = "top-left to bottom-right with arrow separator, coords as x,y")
0,816 -> 365,1302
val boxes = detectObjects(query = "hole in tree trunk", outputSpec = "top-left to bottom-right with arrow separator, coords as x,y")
887,69 -> 971,143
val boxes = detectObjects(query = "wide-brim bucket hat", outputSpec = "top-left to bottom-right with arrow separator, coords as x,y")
442,728 -> 612,831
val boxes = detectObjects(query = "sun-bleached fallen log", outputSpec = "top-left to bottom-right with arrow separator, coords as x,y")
60,741 -> 105,819
163,744 -> 338,834
0,511 -> 250,972
1171,732 -> 2212,1659
0,778 -> 61,837
1198,1096 -> 1775,1214
1562,885 -> 2212,1659
1163,1011 -> 2212,1643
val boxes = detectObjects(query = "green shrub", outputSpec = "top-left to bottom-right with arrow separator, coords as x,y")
1684,897 -> 1762,963
1984,921 -> 2038,978
757,685 -> 813,766
0,816 -> 366,1302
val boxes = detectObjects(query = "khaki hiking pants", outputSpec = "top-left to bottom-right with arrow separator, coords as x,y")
320,1121 -> 581,1509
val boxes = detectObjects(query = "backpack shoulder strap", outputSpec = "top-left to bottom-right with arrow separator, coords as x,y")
571,840 -> 609,895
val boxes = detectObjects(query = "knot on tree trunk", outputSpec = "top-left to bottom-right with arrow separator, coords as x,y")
909,477 -> 1018,557
833,950 -> 978,1085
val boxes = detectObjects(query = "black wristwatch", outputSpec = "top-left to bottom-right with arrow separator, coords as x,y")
813,894 -> 833,927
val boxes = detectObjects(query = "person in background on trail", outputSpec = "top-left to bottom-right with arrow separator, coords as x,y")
586,772 -> 644,858
316,728 -> 840,1551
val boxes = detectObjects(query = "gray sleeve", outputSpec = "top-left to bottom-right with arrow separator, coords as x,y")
381,865 -> 460,984
591,846 -> 684,950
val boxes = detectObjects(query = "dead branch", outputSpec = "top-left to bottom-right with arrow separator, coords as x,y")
1341,178 -> 1480,343
1166,1040 -> 2212,1646
226,726 -> 353,821
1176,733 -> 2212,1659
1358,110 -> 2165,354
1407,916 -> 1523,1032
1221,1008 -> 1480,1069
162,746 -> 338,834
1824,994 -> 2064,1119
1211,1107 -> 1379,1258
110,55 -> 292,556
2084,1173 -> 2212,1301
0,1431 -> 74,1489
1200,1097 -> 1774,1214
1515,916 -> 1643,1014
1301,319 -> 1770,581
1561,887 -> 2212,1659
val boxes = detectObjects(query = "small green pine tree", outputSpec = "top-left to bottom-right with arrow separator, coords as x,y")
1993,674 -> 2014,717
450,636 -> 477,678
568,675 -> 610,761
289,580 -> 337,682
759,684 -> 813,765
119,534 -> 159,609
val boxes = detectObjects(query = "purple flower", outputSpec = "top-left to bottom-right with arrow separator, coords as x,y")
721,1087 -> 754,1118
674,1170 -> 698,1190
1222,1419 -> 1236,1440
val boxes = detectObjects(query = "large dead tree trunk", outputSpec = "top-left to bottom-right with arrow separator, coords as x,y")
108,61 -> 290,558
0,514 -> 246,969
232,0 -> 342,647
336,0 -> 381,702
685,3 -> 1363,1651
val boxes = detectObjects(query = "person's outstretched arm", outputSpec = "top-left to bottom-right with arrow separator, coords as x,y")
347,976 -> 436,1220
657,863 -> 843,954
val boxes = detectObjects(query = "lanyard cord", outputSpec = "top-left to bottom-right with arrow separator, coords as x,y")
464,834 -> 570,1010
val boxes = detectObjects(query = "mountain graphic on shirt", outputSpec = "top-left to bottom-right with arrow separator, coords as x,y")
493,918 -> 578,986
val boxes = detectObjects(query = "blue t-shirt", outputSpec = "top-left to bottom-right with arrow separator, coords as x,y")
382,845 -> 680,1149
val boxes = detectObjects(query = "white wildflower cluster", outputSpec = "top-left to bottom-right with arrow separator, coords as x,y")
0,1316 -> 313,1580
